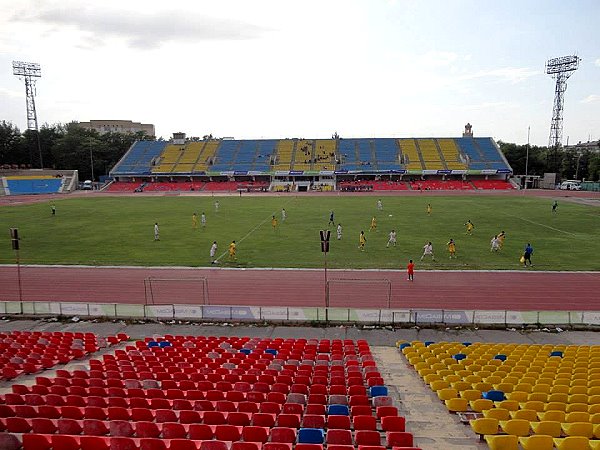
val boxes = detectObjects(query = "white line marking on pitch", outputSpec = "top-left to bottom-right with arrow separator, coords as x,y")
214,198 -> 297,263
504,214 -> 577,236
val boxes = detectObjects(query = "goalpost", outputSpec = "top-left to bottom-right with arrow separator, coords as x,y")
143,277 -> 209,305
326,278 -> 392,309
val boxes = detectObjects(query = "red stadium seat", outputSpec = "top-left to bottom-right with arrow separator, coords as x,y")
242,425 -> 269,443
270,427 -> 297,443
22,433 -> 52,450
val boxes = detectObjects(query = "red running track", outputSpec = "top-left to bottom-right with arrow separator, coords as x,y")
1,266 -> 599,311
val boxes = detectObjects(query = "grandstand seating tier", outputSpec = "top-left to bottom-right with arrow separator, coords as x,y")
1,336 -> 416,450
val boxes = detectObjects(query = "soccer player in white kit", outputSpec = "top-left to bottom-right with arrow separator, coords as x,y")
210,241 -> 218,263
377,199 -> 383,210
420,241 -> 435,261
154,223 -> 160,241
490,235 -> 500,252
201,212 -> 206,227
387,230 -> 397,247
337,223 -> 342,240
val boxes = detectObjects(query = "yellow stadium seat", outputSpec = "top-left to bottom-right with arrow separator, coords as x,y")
445,397 -> 468,412
497,400 -> 519,411
567,402 -> 589,413
484,408 -> 511,420
473,382 -> 494,392
507,391 -> 528,402
589,387 -> 600,396
592,413 -> 600,424
460,389 -> 482,401
589,440 -> 600,450
589,404 -> 600,414
594,423 -> 600,438
561,421 -> 593,438
470,417 -> 499,438
548,393 -> 568,403
423,373 -> 442,383
521,400 -> 545,412
528,392 -> 549,402
514,383 -> 533,393
533,384 -> 552,394
485,434 -> 519,450
545,402 -> 567,412
530,420 -> 562,437
495,383 -> 514,393
565,412 -> 591,423
451,381 -> 471,391
430,380 -> 449,391
537,410 -> 566,423
553,436 -> 591,450
470,398 -> 494,412
437,388 -> 458,401
510,409 -> 538,421
588,395 -> 600,405
499,418 -> 531,437
519,435 -> 554,450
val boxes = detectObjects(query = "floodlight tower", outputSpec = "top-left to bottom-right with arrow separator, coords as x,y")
545,55 -> 580,151
12,61 -> 43,168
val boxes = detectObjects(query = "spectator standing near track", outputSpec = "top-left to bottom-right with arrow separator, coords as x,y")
523,243 -> 534,266
407,259 -> 415,281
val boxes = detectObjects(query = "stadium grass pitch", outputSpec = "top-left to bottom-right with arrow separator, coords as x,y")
1,195 -> 599,270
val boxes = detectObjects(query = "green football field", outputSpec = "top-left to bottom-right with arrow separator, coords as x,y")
1,195 -> 599,270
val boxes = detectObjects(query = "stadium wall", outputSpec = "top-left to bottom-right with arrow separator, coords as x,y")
2,301 -> 599,328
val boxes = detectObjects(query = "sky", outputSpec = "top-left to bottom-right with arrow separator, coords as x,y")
1,0 -> 599,146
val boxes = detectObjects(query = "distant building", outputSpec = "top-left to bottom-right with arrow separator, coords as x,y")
564,140 -> 599,153
78,120 -> 155,136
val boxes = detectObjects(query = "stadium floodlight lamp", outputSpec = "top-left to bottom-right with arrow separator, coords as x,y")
12,61 -> 41,78
545,55 -> 580,75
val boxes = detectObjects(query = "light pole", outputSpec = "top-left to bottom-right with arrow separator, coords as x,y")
525,126 -> 530,189
89,137 -> 95,182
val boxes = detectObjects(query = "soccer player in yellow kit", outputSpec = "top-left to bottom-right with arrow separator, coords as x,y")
369,217 -> 377,232
359,231 -> 366,251
447,238 -> 457,259
465,220 -> 474,235
229,241 -> 237,261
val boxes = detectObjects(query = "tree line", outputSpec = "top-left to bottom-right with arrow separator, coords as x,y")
0,120 -> 598,182
497,141 -> 600,181
0,121 -> 153,181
